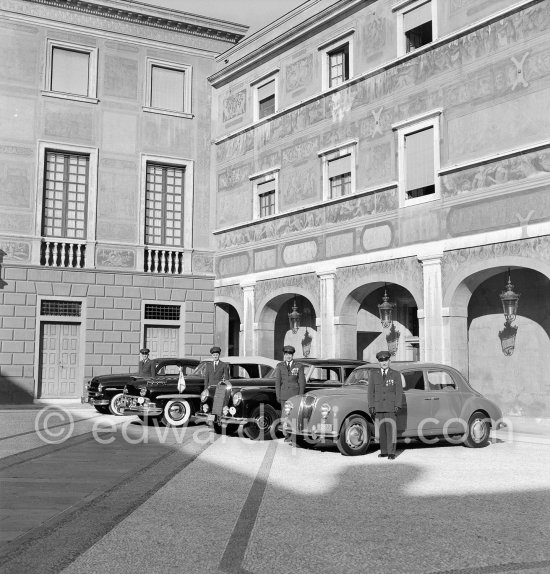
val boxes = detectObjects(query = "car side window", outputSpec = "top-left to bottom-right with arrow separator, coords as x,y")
427,370 -> 456,390
156,366 -> 165,376
230,365 -> 255,379
402,370 -> 425,391
164,365 -> 180,375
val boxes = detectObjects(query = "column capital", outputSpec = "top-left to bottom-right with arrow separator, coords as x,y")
417,252 -> 443,265
317,270 -> 337,280
240,280 -> 256,291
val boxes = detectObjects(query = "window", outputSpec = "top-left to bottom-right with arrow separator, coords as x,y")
250,168 -> 279,219
145,59 -> 192,117
394,111 -> 441,206
144,304 -> 181,321
427,371 -> 457,390
319,31 -> 354,90
403,370 -> 425,391
328,44 -> 349,87
252,72 -> 278,121
145,163 -> 185,246
45,40 -> 98,101
319,142 -> 356,200
42,151 -> 89,239
395,0 -> 436,56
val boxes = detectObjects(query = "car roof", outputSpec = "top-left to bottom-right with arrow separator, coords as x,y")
353,362 -> 461,371
300,359 -> 367,365
213,356 -> 279,367
155,357 -> 200,365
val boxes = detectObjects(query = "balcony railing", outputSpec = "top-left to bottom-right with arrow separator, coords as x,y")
144,248 -> 185,274
41,239 -> 86,268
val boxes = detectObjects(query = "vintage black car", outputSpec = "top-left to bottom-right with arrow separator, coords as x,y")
81,357 -> 200,416
121,356 -> 278,426
194,359 -> 365,440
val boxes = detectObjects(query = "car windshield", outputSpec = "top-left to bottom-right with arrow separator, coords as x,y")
344,368 -> 370,386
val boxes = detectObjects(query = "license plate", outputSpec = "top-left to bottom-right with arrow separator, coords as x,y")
318,423 -> 332,432
206,414 -> 215,422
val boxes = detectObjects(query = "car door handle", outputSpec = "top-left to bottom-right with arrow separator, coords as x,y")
432,397 -> 440,400
424,397 -> 432,400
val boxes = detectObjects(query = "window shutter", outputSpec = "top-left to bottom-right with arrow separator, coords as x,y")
257,80 -> 275,102
151,66 -> 185,112
405,127 -> 434,191
51,48 -> 89,96
404,2 -> 431,32
328,154 -> 351,179
258,179 -> 275,194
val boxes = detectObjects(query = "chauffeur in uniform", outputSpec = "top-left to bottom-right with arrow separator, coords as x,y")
367,350 -> 405,459
138,348 -> 156,378
204,346 -> 230,390
274,345 -> 306,406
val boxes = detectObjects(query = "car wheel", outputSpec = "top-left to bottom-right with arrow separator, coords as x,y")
244,405 -> 278,441
337,415 -> 372,456
464,411 -> 491,448
108,393 -> 126,416
160,399 -> 191,427
94,405 -> 110,414
213,422 -> 223,434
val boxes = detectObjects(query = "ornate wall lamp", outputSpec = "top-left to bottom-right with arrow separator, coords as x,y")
288,298 -> 301,334
499,268 -> 520,323
378,284 -> 396,329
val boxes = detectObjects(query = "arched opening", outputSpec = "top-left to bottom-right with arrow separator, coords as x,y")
215,303 -> 240,356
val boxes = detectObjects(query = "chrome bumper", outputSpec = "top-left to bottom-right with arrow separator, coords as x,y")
81,396 -> 109,406
123,404 -> 162,416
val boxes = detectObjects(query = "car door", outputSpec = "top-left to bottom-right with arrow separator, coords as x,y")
399,369 -> 434,434
426,369 -> 462,433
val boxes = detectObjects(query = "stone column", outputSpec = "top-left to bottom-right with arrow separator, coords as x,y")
241,282 -> 256,357
318,271 -> 336,358
418,253 -> 445,363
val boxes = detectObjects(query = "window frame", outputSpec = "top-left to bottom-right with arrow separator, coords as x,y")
252,71 -> 279,122
319,30 -> 354,91
35,141 -> 98,243
249,167 -> 280,220
318,141 -> 357,201
394,0 -> 438,56
43,39 -> 98,103
144,58 -> 193,118
139,154 -> 194,249
393,110 -> 441,207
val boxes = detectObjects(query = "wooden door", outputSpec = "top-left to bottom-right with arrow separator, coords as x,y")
39,322 -> 80,398
145,326 -> 179,358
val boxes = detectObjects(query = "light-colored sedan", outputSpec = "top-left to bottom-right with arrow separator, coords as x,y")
281,362 -> 506,456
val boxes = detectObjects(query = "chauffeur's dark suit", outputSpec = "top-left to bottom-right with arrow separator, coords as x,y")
204,360 -> 230,390
367,367 -> 404,456
274,360 -> 306,404
138,358 -> 156,378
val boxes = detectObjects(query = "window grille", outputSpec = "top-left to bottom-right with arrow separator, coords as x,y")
41,300 -> 82,316
328,45 -> 349,87
144,304 -> 180,321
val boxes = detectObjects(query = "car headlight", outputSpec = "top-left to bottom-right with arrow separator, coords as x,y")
222,406 -> 229,415
229,406 -> 236,415
320,403 -> 331,419
200,389 -> 209,403
97,383 -> 103,392
86,381 -> 91,390
232,392 -> 242,406
283,401 -> 293,416
139,387 -> 147,397
123,386 -> 128,394
202,404 -> 210,413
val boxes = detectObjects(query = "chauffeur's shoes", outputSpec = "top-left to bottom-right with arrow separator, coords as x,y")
388,454 -> 396,460
378,453 -> 387,458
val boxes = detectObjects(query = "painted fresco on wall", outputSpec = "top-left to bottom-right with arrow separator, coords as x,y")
192,253 -> 213,274
285,55 -> 313,93
222,89 -> 246,123
255,273 -> 319,313
282,240 -> 318,266
216,131 -> 254,163
362,17 -> 387,63
0,29 -> 38,84
282,136 -> 319,166
0,240 -> 30,261
217,252 -> 250,278
257,150 -> 280,172
217,162 -> 254,193
447,187 -> 550,237
0,212 -> 32,234
254,247 -> 277,271
217,187 -> 251,228
262,100 -> 324,147
441,147 -> 550,196
103,55 -> 138,99
96,247 -> 135,268
279,165 -> 317,207
0,163 -> 31,208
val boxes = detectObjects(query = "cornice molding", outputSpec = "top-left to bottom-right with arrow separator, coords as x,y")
20,0 -> 247,43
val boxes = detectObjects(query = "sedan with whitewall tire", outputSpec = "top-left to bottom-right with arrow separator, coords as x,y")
281,362 -> 506,456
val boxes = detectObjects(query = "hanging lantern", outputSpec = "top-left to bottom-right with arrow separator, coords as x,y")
301,328 -> 312,358
498,321 -> 518,356
378,285 -> 395,329
499,268 -> 520,323
288,299 -> 301,334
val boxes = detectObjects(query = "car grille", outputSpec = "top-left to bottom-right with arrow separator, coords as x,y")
212,383 -> 230,416
298,395 -> 317,431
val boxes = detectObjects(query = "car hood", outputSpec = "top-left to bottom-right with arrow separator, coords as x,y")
305,385 -> 368,399
89,373 -> 143,390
